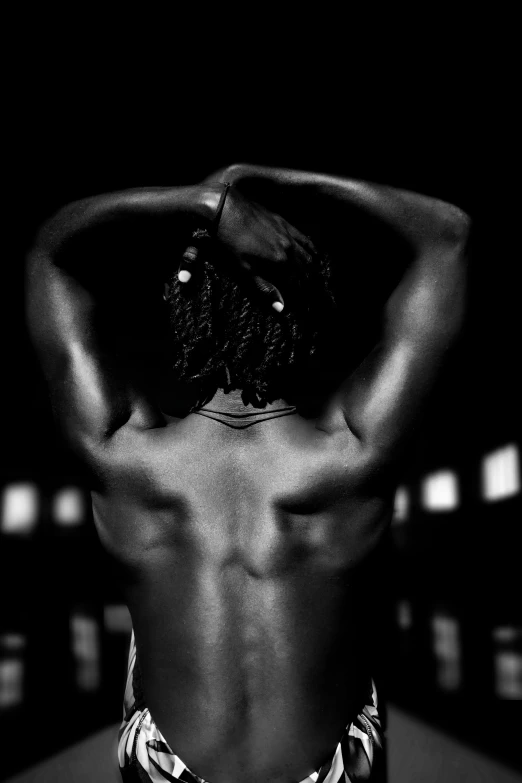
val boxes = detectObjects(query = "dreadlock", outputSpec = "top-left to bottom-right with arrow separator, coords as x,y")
164,246 -> 336,409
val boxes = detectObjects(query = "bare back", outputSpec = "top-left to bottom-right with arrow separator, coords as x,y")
92,396 -> 390,779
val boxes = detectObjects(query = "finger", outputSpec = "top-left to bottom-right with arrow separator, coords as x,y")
284,223 -> 317,256
178,245 -> 200,283
252,275 -> 285,313
276,239 -> 313,276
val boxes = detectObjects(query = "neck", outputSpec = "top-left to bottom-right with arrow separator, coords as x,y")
202,388 -> 291,415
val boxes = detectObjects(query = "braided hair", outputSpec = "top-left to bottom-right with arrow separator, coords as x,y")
163,247 -> 336,409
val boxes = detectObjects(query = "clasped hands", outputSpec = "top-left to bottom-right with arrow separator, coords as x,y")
179,185 -> 316,313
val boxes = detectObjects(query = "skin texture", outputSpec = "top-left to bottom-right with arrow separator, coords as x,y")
26,169 -> 469,783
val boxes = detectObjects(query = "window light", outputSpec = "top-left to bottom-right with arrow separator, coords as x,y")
493,626 -> 522,699
71,614 -> 100,691
396,600 -> 412,630
53,486 -> 85,526
482,444 -> 520,502
0,634 -> 26,652
1,483 -> 39,535
421,470 -> 459,511
0,660 -> 24,708
432,613 -> 461,691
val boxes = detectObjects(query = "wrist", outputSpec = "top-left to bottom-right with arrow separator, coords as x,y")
196,183 -> 232,228
194,184 -> 223,223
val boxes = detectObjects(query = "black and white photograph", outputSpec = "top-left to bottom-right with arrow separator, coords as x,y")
1,65 -> 520,782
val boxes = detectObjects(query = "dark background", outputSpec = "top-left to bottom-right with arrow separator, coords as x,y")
1,75 -> 520,778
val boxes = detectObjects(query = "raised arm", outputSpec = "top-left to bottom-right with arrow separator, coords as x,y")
26,181 -> 313,459
210,164 -> 470,462
25,185 -> 230,455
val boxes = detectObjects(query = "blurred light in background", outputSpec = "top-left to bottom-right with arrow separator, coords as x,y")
0,634 -> 26,710
393,486 -> 409,523
482,444 -> 520,502
493,626 -> 522,699
52,486 -> 85,526
421,470 -> 459,512
71,614 -> 100,692
0,483 -> 39,535
1,634 -> 26,652
104,604 -> 132,634
432,614 -> 461,691
396,599 -> 413,630
0,659 -> 24,708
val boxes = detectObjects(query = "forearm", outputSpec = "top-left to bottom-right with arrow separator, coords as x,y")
213,164 -> 470,252
34,183 -> 223,261
27,183 -> 224,367
217,164 -> 470,348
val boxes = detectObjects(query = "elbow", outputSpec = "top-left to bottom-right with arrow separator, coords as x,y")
33,196 -> 101,257
32,205 -> 75,256
439,205 -> 472,249
452,209 -> 471,246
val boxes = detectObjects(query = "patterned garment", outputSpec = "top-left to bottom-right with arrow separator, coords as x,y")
118,631 -> 385,782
